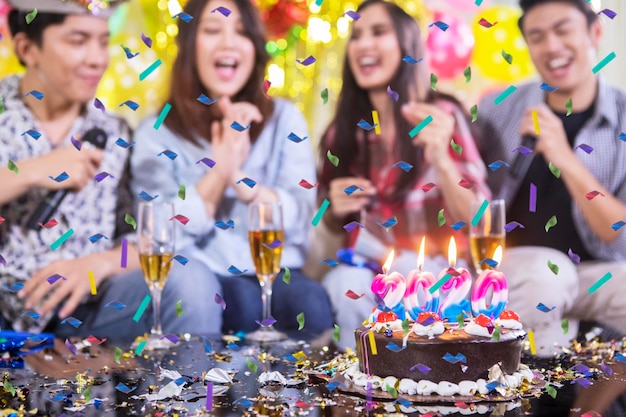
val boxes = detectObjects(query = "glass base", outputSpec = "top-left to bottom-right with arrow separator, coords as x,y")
132,333 -> 172,351
245,326 -> 288,343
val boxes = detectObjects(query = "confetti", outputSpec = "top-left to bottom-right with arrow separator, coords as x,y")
592,51 -> 615,74
246,358 -> 258,373
529,182 -> 537,213
464,66 -> 471,83
430,273 -> 451,293
377,216 -> 398,230
372,110 -> 381,134
568,248 -> 581,264
206,382 -> 213,412
170,255 -> 188,265
121,239 -> 128,268
60,317 -> 83,328
49,171 -> 69,182
139,58 -> 162,81
230,121 -> 250,131
408,115 -> 433,138
88,271 -> 97,295
257,316 -> 277,327
600,361 -> 613,377
0,98 -> 4,114
494,85 -> 517,105
283,267 -> 291,284
575,143 -> 593,154
588,272 -> 612,294
488,160 -> 509,171
442,352 -> 467,364
263,79 -> 271,98
402,55 -> 422,64
565,98 -> 573,116
175,300 -> 183,318
597,8 -> 617,19
547,260 -> 559,275
236,177 -> 257,188
540,82 -> 559,92
88,233 -> 108,243
585,190 -> 604,200
344,289 -> 365,301
409,363 -> 431,374
105,301 -> 126,309
387,85 -> 399,102
211,6 -> 231,16
115,383 -> 136,394
343,185 -> 363,196
215,220 -> 235,229
141,32 -> 153,47
321,88 -> 328,104
154,102 -> 172,129
296,312 -> 305,330
326,150 -> 339,167
287,132 -> 308,142
479,258 -> 498,268
296,55 -> 316,66
430,72 -> 438,90
470,104 -> 478,122
176,183 -> 186,200
115,137 -> 135,148
438,209 -> 446,226
25,90 -> 44,100
120,44 -> 139,59
532,110 -> 540,135
50,228 -> 74,251
125,213 -> 137,230
611,221 -> 625,231
65,339 -> 77,355
470,199 -> 488,227
477,17 -> 497,28
319,258 -> 339,267
170,214 -> 190,225
492,326 -> 501,341
133,294 -> 151,322
262,239 -> 282,250
536,303 -> 556,313
47,274 -> 66,284
7,160 -> 18,174
545,215 -> 557,232
548,162 -> 561,178
368,331 -> 377,355
25,8 -> 38,24
561,319 -> 569,335
227,265 -> 248,275
215,293 -> 226,310
429,20 -> 449,31
545,384 -> 557,399
138,191 -> 158,201
528,330 -> 536,354
22,129 -> 42,139
458,179 -> 476,189
196,157 -> 216,168
312,199 -> 330,227
343,10 -> 360,20
451,221 -> 466,231
421,182 -> 438,192
501,49 -> 513,64
450,139 -> 462,155
0,254 -> 6,267
298,179 -> 318,189
391,161 -> 413,172
197,94 -> 218,105
357,119 -> 376,131
333,324 -> 341,343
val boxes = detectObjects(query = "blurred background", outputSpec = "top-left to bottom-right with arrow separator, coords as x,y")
0,0 -> 623,145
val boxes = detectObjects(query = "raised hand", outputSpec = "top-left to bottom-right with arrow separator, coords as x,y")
401,102 -> 455,167
519,104 -> 573,169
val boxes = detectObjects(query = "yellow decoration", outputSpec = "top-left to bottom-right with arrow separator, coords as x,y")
471,5 -> 535,83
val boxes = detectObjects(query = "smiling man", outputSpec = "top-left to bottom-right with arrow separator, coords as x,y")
477,0 -> 626,357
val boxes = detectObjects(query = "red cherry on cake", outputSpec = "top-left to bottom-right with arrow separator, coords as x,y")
474,313 -> 494,327
377,311 -> 398,323
417,311 -> 440,324
499,310 -> 520,321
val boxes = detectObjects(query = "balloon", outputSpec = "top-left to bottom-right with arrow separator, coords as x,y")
440,0 -> 492,13
471,5 -> 535,82
426,11 -> 474,80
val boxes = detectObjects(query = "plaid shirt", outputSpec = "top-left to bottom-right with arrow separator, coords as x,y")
477,78 -> 626,261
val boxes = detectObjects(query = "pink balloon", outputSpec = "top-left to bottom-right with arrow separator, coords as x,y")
441,0 -> 492,13
426,11 -> 474,80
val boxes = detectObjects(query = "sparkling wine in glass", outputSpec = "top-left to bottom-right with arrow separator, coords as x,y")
137,201 -> 175,350
469,199 -> 506,273
246,202 -> 288,343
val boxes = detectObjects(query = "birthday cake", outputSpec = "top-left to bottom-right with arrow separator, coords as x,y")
342,247 -> 532,401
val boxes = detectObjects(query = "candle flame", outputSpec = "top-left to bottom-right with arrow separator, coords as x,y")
383,250 -> 395,274
448,236 -> 457,267
417,236 -> 425,271
493,245 -> 503,267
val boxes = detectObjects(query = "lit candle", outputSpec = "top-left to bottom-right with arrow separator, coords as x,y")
370,250 -> 406,320
404,237 -> 440,320
438,237 -> 472,322
471,246 -> 508,319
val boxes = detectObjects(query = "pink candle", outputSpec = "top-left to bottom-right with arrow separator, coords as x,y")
471,246 -> 508,318
438,237 -> 471,321
404,237 -> 440,320
371,250 -> 406,319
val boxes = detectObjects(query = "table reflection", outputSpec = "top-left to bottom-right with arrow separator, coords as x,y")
1,335 -> 626,416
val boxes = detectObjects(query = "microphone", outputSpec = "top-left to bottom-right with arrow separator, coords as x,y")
509,134 -> 537,179
26,128 -> 108,231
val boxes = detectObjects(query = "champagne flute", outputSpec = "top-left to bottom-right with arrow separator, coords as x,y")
469,199 -> 506,273
246,202 -> 288,343
137,201 -> 175,350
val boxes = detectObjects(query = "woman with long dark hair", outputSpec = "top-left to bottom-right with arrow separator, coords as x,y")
131,0 -> 334,339
319,0 -> 489,349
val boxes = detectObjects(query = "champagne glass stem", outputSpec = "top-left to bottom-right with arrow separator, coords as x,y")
260,275 -> 273,326
151,286 -> 163,336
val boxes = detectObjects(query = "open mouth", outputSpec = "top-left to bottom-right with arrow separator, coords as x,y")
546,56 -> 573,78
215,58 -> 238,81
357,56 -> 380,75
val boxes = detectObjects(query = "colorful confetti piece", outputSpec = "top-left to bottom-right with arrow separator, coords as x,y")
296,312 -> 305,330
494,85 -> 517,105
50,228 -> 74,251
133,294 -> 152,322
592,51 -> 616,74
470,199 -> 489,227
296,55 -> 316,66
170,214 -> 190,225
25,8 -> 38,24
121,238 -> 128,268
536,303 -> 556,313
387,85 -> 399,102
548,162 -> 561,178
450,139 -> 462,155
139,59 -> 162,81
588,272 -> 613,294
408,115 -> 433,138
287,132 -> 307,142
501,49 -> 513,64
125,213 -> 137,230
377,216 -> 398,230
312,199 -> 330,227
154,102 -> 172,130
197,94 -> 218,105
545,215 -> 557,232
547,260 -> 559,275
326,150 -> 339,167
372,110 -> 381,134
283,267 -> 291,284
88,271 -> 97,295
321,88 -> 328,104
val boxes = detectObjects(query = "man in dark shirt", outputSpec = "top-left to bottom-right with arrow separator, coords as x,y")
478,0 -> 626,357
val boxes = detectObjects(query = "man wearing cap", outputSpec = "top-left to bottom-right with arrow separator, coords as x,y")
0,0 -> 220,342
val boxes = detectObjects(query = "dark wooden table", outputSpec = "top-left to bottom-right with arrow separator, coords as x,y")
2,335 -> 626,416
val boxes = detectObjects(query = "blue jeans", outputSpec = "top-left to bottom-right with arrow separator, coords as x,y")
218,269 -> 334,340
